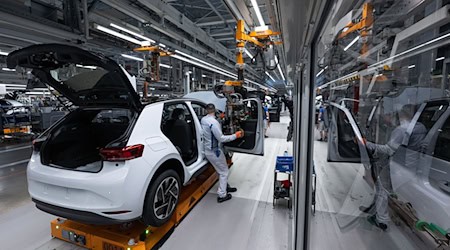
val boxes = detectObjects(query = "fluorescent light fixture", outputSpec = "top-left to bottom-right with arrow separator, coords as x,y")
159,43 -> 166,48
265,71 -> 275,81
96,24 -> 144,45
172,54 -> 235,78
277,65 -> 285,80
408,64 -> 416,69
202,74 -> 206,77
369,33 -> 450,69
0,51 -> 9,56
110,23 -> 155,43
5,84 -> 26,87
344,36 -> 360,51
26,91 -> 48,95
244,49 -> 253,58
121,54 -> 144,61
174,50 -> 237,78
2,68 -> 15,72
250,0 -> 265,26
76,64 -> 97,69
436,57 -> 445,61
160,63 -> 172,69
316,68 -> 325,77
254,25 -> 269,32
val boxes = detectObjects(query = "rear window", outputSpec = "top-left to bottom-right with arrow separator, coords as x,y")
48,63 -> 133,105
92,109 -> 133,124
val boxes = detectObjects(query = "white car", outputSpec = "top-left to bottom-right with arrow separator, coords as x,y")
327,92 -> 450,245
7,44 -> 264,227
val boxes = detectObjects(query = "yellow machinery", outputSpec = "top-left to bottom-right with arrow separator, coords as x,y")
220,20 -> 281,134
49,162 -> 231,250
133,45 -> 174,101
224,20 -> 281,95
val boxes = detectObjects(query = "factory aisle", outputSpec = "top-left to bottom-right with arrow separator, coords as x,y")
0,114 -> 293,250
162,113 -> 293,250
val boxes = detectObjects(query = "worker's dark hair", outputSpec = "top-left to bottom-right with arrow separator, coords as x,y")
206,103 -> 216,113
399,104 -> 415,120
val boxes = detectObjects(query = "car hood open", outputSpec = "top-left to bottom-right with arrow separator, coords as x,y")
7,44 -> 142,111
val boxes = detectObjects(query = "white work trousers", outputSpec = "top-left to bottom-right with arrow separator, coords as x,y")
375,177 -> 390,224
205,149 -> 229,198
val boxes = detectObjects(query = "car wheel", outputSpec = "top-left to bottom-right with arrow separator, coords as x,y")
142,169 -> 181,227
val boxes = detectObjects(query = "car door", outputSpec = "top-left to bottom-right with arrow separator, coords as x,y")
406,101 -> 450,231
223,98 -> 264,156
327,102 -> 370,165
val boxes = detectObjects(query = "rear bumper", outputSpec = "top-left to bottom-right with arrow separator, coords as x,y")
33,198 -> 139,225
27,152 -> 153,222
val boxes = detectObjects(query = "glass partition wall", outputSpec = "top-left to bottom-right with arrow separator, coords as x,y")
310,0 -> 450,249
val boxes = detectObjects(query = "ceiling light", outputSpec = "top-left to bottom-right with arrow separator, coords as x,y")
172,54 -> 235,78
254,26 -> 268,32
0,51 -> 9,56
76,64 -> 97,69
265,71 -> 275,81
160,63 -> 172,68
121,54 -> 144,61
436,57 -> 445,61
110,23 -> 155,43
250,0 -> 265,26
159,43 -> 167,48
369,33 -> 450,69
244,49 -> 253,58
316,68 -> 325,77
2,68 -> 15,72
202,74 -> 206,77
408,64 -> 416,69
344,36 -> 360,51
96,24 -> 144,45
174,50 -> 237,77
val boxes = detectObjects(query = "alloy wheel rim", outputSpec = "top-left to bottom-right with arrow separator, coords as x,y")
153,176 -> 179,220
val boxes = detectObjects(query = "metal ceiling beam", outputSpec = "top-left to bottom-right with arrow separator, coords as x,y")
169,3 -> 213,11
216,37 -> 235,41
203,0 -> 233,32
223,0 -> 253,30
196,19 -> 235,27
136,0 -> 232,57
0,10 -> 84,42
210,31 -> 234,37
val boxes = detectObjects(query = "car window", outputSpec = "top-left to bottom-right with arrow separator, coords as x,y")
92,109 -> 132,124
191,103 -> 208,121
161,103 -> 194,128
417,102 -> 448,131
434,115 -> 450,162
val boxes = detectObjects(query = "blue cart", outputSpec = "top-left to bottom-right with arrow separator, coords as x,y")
273,156 -> 293,209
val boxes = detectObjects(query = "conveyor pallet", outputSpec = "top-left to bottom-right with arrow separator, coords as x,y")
49,165 -> 220,250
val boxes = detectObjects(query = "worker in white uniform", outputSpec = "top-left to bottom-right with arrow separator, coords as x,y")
201,103 -> 244,203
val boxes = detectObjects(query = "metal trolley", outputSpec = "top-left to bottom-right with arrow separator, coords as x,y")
273,156 -> 293,209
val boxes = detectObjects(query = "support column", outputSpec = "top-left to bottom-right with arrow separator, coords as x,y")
183,66 -> 190,94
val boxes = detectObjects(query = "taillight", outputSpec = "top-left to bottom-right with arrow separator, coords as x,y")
32,137 -> 47,152
99,144 -> 144,161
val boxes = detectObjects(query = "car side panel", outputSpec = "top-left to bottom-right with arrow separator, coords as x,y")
127,103 -> 192,217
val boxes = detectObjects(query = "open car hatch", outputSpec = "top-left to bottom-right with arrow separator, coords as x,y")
6,44 -> 142,111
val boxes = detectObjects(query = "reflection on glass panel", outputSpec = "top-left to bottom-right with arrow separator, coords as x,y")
312,0 -> 450,249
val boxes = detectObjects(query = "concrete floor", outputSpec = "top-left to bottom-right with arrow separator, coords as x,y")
0,113 -> 293,250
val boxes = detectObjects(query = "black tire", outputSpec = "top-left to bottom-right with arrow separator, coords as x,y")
142,169 -> 181,227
